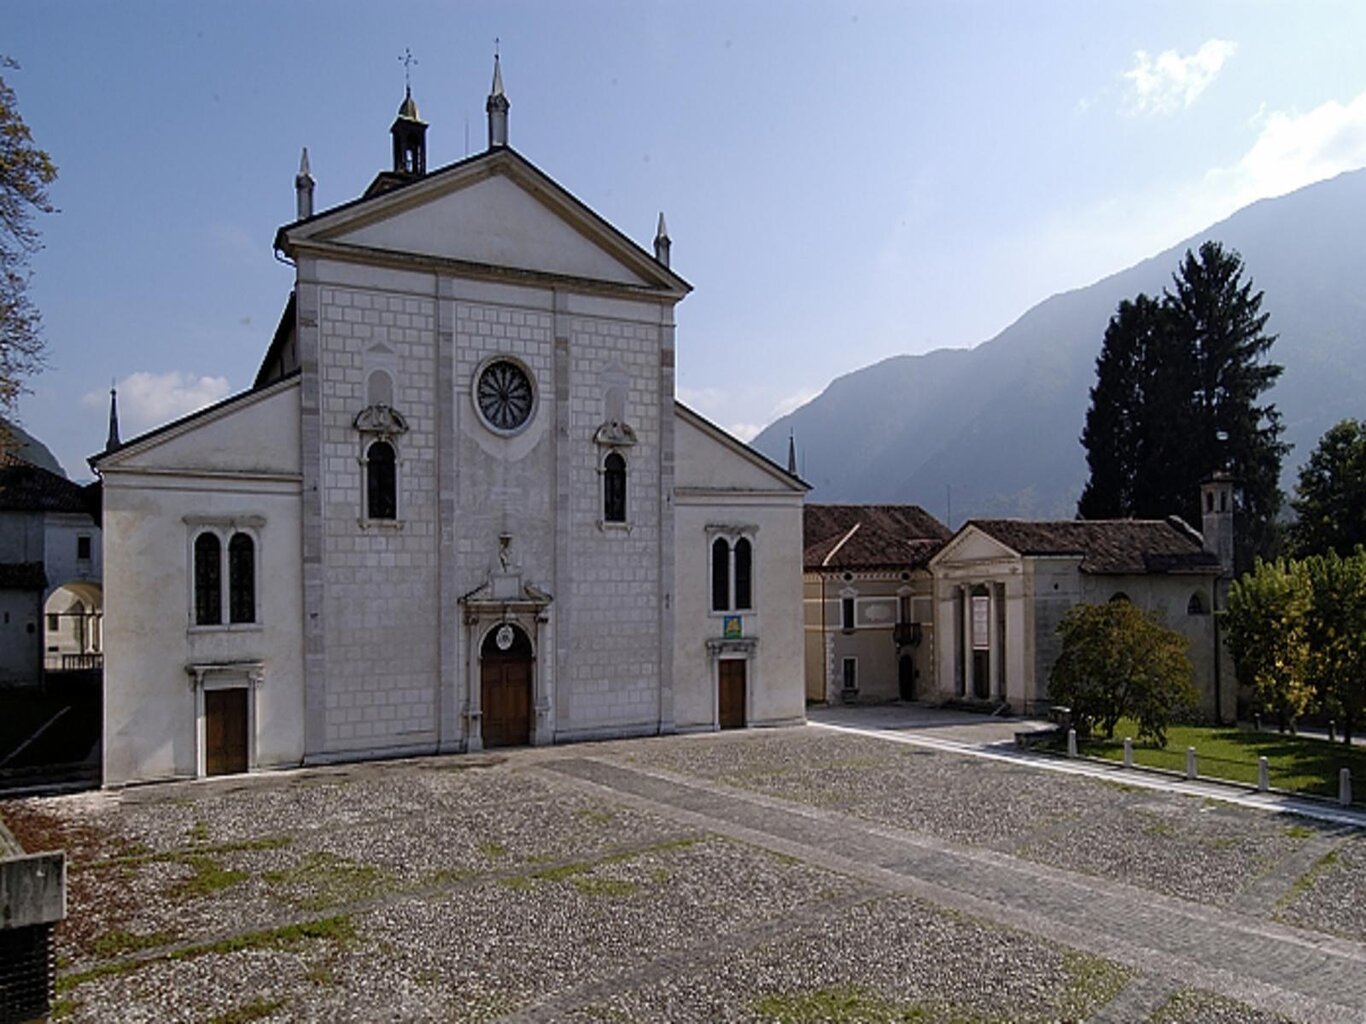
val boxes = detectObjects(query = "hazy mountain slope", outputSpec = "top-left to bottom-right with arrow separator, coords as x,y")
756,169 -> 1366,521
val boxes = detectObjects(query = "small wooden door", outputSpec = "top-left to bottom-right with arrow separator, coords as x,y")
481,624 -> 533,748
718,659 -> 746,730
205,688 -> 248,776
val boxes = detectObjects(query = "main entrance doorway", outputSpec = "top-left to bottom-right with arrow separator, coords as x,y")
205,688 -> 248,776
481,623 -> 533,748
718,659 -> 746,730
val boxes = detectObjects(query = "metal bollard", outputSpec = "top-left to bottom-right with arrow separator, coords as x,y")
1123,737 -> 1133,769
1067,728 -> 1078,759
1329,720 -> 1337,743
1253,713 -> 1261,732
1185,747 -> 1197,780
1258,756 -> 1269,793
1341,768 -> 1353,808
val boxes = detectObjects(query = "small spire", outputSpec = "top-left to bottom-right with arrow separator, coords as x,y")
106,382 -> 121,451
295,146 -> 315,220
653,211 -> 671,267
787,430 -> 797,475
486,49 -> 510,149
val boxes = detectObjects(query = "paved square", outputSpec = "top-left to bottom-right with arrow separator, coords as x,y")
5,725 -> 1365,1022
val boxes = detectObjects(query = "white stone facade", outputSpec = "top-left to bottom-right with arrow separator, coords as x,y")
96,99 -> 807,785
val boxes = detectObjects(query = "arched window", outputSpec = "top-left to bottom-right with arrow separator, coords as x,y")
1108,592 -> 1131,604
367,441 -> 396,520
711,537 -> 730,612
1187,591 -> 1208,615
603,452 -> 626,523
229,533 -> 255,624
194,533 -> 222,625
734,537 -> 753,610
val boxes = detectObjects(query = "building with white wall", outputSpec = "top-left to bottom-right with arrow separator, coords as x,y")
95,64 -> 807,785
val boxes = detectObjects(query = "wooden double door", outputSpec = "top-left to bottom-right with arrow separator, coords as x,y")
205,688 -> 248,776
718,659 -> 746,730
481,624 -> 534,748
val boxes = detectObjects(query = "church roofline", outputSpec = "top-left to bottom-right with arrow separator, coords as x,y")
274,145 -> 691,297
90,372 -> 302,472
675,401 -> 809,492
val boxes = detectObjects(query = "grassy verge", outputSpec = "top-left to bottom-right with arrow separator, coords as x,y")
1070,718 -> 1366,804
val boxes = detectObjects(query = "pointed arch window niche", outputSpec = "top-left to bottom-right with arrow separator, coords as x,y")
186,516 -> 264,632
355,368 -> 408,528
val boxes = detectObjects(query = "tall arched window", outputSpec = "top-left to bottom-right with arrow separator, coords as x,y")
367,440 -> 396,520
229,533 -> 255,624
194,533 -> 222,625
711,537 -> 730,612
603,452 -> 626,523
734,537 -> 753,610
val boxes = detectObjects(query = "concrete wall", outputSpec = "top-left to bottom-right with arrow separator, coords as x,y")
0,588 -> 41,685
100,380 -> 304,785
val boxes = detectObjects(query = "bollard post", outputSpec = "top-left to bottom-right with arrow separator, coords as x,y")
1258,756 -> 1269,793
1253,713 -> 1261,732
1123,737 -> 1133,769
1341,769 -> 1353,808
1186,747 -> 1197,780
1067,728 -> 1078,759
1329,720 -> 1337,743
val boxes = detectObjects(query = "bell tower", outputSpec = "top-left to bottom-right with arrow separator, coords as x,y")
1201,471 -> 1235,579
391,87 -> 427,177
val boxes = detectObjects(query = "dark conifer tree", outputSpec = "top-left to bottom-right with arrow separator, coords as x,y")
1079,241 -> 1286,568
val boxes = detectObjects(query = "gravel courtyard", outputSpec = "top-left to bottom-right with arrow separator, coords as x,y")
5,724 -> 1366,1023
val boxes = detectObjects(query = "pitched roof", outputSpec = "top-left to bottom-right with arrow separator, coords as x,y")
804,504 -> 951,572
965,518 -> 1219,575
0,452 -> 95,515
0,562 -> 46,591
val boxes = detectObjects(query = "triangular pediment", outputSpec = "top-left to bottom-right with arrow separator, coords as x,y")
674,404 -> 807,493
279,149 -> 689,297
929,525 -> 1023,568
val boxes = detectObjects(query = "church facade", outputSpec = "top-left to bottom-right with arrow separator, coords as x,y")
95,65 -> 806,786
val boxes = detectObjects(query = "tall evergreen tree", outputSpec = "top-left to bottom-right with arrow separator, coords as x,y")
1078,242 -> 1286,567
1289,418 -> 1366,557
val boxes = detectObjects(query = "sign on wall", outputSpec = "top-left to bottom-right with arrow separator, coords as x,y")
723,615 -> 742,639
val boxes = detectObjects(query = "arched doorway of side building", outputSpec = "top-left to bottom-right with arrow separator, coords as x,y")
480,623 -> 533,748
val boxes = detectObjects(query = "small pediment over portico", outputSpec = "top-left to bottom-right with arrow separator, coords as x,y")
929,524 -> 1024,572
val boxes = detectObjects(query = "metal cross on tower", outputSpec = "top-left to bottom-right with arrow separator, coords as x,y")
399,48 -> 418,91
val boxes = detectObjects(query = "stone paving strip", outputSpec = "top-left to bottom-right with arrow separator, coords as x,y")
545,754 -> 1366,1024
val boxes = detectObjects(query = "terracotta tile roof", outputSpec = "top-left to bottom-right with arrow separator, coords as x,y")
0,452 -> 95,514
966,518 -> 1220,575
804,504 -> 951,572
0,561 -> 47,591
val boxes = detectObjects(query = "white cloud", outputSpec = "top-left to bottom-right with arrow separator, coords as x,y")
1206,91 -> 1366,208
1122,39 -> 1237,116
726,422 -> 763,442
82,371 -> 233,437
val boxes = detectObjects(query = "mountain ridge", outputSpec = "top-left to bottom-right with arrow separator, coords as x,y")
754,169 -> 1366,523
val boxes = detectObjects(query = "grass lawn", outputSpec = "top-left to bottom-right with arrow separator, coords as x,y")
1074,718 -> 1366,805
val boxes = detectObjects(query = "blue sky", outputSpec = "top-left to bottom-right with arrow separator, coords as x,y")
10,2 -> 1366,479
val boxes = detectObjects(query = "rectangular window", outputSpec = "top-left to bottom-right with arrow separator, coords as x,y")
841,597 -> 855,631
971,595 -> 990,650
898,594 -> 912,624
76,535 -> 92,561
47,613 -> 59,632
842,657 -> 857,691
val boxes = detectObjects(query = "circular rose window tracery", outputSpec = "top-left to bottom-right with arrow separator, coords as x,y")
476,359 -> 534,433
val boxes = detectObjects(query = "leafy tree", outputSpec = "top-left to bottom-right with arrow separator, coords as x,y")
1288,419 -> 1366,558
1302,550 -> 1366,744
1049,601 -> 1196,746
1224,558 -> 1313,730
0,56 -> 57,425
1079,242 -> 1287,567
